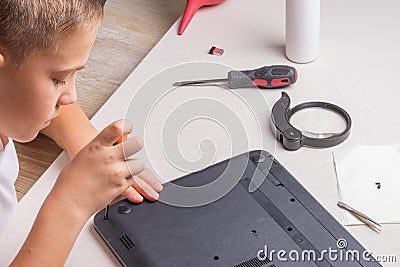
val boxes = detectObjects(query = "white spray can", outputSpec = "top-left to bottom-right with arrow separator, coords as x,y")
285,0 -> 320,63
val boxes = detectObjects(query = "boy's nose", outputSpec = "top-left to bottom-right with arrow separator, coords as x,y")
57,83 -> 77,106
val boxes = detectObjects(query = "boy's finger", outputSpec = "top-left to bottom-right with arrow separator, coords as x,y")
122,186 -> 144,203
122,136 -> 144,158
125,158 -> 145,177
136,167 -> 163,192
95,120 -> 133,146
131,177 -> 160,202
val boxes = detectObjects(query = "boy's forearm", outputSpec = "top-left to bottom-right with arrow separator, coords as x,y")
41,103 -> 98,158
10,192 -> 88,266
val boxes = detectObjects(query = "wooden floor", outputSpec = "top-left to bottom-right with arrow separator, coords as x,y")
14,0 -> 185,201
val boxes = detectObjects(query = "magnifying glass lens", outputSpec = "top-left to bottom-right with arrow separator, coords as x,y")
290,107 -> 347,139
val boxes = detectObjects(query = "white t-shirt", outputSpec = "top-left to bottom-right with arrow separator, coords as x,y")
0,138 -> 19,235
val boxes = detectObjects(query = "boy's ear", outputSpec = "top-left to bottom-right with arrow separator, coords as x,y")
0,47 -> 5,67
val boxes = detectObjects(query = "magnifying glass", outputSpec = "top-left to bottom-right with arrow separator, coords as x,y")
271,92 -> 351,150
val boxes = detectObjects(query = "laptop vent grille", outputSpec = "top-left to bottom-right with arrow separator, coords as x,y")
119,234 -> 134,250
234,256 -> 275,267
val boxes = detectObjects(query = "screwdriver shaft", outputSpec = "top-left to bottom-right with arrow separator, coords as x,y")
173,78 -> 227,87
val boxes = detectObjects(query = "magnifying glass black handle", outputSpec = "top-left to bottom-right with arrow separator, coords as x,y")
271,92 -> 303,150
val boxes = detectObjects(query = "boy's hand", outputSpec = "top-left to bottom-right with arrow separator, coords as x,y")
48,119 -> 161,220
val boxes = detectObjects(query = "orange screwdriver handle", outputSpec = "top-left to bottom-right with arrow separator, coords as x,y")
114,134 -> 128,146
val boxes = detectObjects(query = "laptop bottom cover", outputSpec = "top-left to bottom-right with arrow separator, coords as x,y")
94,150 -> 380,267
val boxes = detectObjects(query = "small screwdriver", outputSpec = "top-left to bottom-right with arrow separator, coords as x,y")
173,65 -> 298,89
104,134 -> 128,220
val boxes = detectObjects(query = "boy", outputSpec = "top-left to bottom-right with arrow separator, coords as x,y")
0,0 -> 163,265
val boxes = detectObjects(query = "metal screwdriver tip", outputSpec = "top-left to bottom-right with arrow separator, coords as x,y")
173,82 -> 185,86
104,204 -> 109,220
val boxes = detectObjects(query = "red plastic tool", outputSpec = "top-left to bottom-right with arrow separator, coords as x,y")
179,0 -> 225,35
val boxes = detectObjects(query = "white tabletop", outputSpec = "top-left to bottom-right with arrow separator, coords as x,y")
1,0 -> 400,266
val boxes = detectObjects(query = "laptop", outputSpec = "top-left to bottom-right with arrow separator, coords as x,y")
94,150 -> 381,267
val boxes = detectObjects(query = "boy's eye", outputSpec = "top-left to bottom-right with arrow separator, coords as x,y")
53,78 -> 66,86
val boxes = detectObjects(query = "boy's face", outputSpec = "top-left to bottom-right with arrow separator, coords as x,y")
0,26 -> 98,142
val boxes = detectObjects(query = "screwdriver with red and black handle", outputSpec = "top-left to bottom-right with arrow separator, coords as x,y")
173,65 -> 298,89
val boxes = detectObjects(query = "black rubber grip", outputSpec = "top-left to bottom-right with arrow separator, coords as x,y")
227,65 -> 297,89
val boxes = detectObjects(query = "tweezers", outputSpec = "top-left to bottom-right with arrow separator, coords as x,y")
337,201 -> 382,232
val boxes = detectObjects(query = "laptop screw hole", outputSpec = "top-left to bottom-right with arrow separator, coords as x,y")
290,198 -> 295,202
251,154 -> 266,163
214,256 -> 220,260
287,227 -> 293,231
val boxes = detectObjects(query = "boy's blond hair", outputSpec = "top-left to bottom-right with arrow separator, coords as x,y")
0,0 -> 104,64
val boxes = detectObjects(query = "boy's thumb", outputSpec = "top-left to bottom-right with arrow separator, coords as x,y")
95,120 -> 133,146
